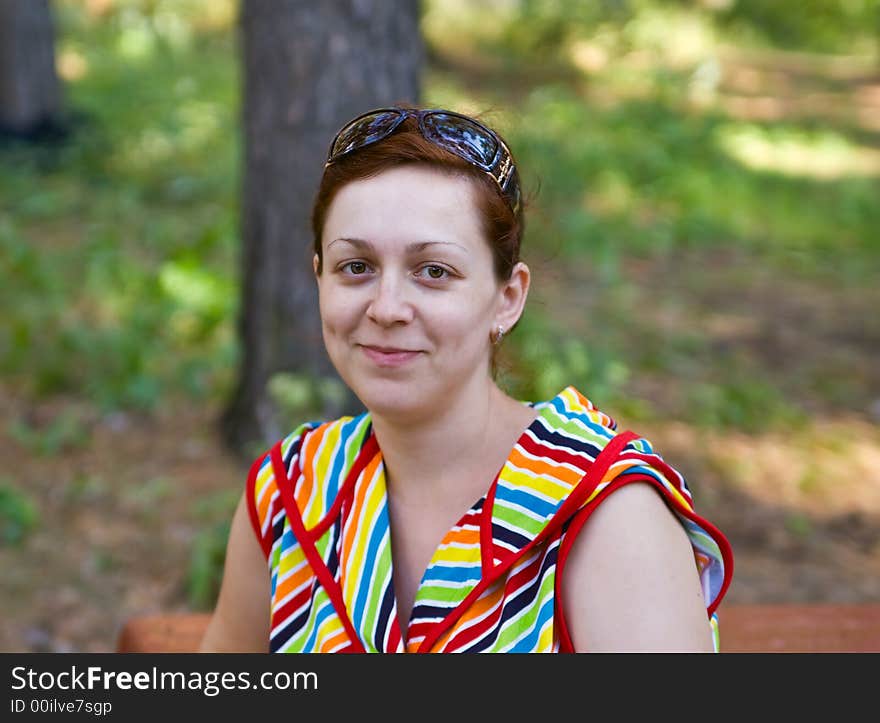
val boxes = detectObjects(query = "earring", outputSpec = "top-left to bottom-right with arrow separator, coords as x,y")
493,325 -> 505,345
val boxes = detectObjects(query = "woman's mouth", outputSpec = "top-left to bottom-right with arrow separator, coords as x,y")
360,345 -> 422,367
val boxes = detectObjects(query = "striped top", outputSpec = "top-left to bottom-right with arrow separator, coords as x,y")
246,385 -> 733,653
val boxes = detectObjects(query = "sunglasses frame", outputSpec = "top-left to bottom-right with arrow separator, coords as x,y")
325,107 -> 521,215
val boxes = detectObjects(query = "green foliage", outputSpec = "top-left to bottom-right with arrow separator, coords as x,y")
0,483 -> 38,546
267,373 -> 350,433
186,519 -> 230,610
715,0 -> 879,54
686,378 -> 808,433
506,84 -> 880,278
494,0 -> 636,61
1,0 -> 239,412
509,326 -> 632,411
8,411 -> 91,457
784,513 -> 813,539
63,472 -> 107,506
426,0 -> 879,60
186,488 -> 239,609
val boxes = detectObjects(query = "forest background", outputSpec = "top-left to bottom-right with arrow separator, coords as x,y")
1,0 -> 878,652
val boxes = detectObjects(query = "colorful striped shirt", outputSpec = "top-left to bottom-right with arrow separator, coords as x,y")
246,385 -> 734,652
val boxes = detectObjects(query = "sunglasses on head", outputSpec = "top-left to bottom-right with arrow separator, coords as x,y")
324,107 -> 521,215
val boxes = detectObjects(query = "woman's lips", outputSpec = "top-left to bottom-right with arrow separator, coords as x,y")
360,345 -> 421,367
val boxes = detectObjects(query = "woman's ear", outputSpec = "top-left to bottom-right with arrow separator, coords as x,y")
313,253 -> 320,279
494,261 -> 530,332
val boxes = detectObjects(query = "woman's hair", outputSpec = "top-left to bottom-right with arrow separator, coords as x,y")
310,106 -> 525,282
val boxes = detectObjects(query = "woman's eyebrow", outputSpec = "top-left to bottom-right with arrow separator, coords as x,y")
328,237 -> 469,254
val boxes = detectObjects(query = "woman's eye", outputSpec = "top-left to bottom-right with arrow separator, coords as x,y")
418,265 -> 449,280
342,261 -> 369,275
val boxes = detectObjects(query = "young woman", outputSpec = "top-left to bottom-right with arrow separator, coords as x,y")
200,106 -> 733,653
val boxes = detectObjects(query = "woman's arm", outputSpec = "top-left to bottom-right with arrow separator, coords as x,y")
199,491 -> 271,652
561,482 -> 714,652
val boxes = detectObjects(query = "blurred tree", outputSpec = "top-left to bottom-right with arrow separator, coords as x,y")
0,0 -> 63,138
223,0 -> 423,454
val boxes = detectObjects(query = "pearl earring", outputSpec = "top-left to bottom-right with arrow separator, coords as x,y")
493,325 -> 505,345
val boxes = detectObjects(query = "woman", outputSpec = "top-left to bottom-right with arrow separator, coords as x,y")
200,105 -> 733,653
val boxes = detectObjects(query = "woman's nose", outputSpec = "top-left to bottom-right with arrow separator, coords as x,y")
366,274 -> 414,326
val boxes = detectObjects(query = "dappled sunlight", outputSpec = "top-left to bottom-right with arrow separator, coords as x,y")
65,0 -> 235,33
111,97 -> 226,172
622,5 -> 721,69
422,0 -> 513,50
159,261 -> 231,316
85,0 -> 114,17
633,415 -> 880,606
175,100 -> 225,153
718,89 -> 880,134
856,83 -> 880,132
115,16 -> 160,61
57,47 -> 89,81
116,128 -> 175,168
712,49 -> 880,132
636,416 -> 880,520
159,260 -> 235,345
704,421 -> 880,517
716,122 -> 880,179
568,39 -> 608,75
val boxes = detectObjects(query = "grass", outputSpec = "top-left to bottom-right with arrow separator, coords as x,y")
0,482 -> 38,546
1,0 -> 240,413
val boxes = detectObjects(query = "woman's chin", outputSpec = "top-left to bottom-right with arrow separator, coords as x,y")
353,384 -> 432,423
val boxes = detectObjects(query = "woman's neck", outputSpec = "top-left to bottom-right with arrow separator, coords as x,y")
369,377 -> 536,509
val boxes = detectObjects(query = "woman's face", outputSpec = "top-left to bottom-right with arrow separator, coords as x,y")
315,165 -> 526,422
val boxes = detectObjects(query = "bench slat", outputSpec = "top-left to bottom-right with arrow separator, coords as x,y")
115,604 -> 880,653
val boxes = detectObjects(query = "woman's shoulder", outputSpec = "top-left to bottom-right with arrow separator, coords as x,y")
537,385 -> 689,493
536,385 -> 733,612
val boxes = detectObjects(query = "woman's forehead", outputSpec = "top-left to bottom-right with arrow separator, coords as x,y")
322,166 -> 490,255
330,165 -> 475,208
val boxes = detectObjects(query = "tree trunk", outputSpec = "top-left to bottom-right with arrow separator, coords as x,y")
0,0 -> 62,137
223,0 -> 423,454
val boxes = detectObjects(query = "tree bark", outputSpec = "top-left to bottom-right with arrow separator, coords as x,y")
0,0 -> 62,136
223,0 -> 423,454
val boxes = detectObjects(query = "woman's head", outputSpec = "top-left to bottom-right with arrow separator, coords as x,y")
311,105 -> 531,421
311,105 -> 525,280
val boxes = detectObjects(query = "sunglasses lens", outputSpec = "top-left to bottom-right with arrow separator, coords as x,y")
422,113 -> 498,168
330,111 -> 402,159
327,107 -> 519,214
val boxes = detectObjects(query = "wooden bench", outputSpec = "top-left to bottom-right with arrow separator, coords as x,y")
116,603 -> 880,652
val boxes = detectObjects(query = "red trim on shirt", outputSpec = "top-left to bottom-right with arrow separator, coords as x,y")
245,451 -> 273,560
480,471 -> 502,578
554,471 -> 735,652
417,430 -> 637,653
271,441 -> 367,653
444,549 -> 547,652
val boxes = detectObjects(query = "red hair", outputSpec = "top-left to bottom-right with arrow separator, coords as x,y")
310,108 -> 525,281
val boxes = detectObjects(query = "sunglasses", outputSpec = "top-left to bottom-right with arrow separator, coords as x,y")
325,107 -> 521,215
